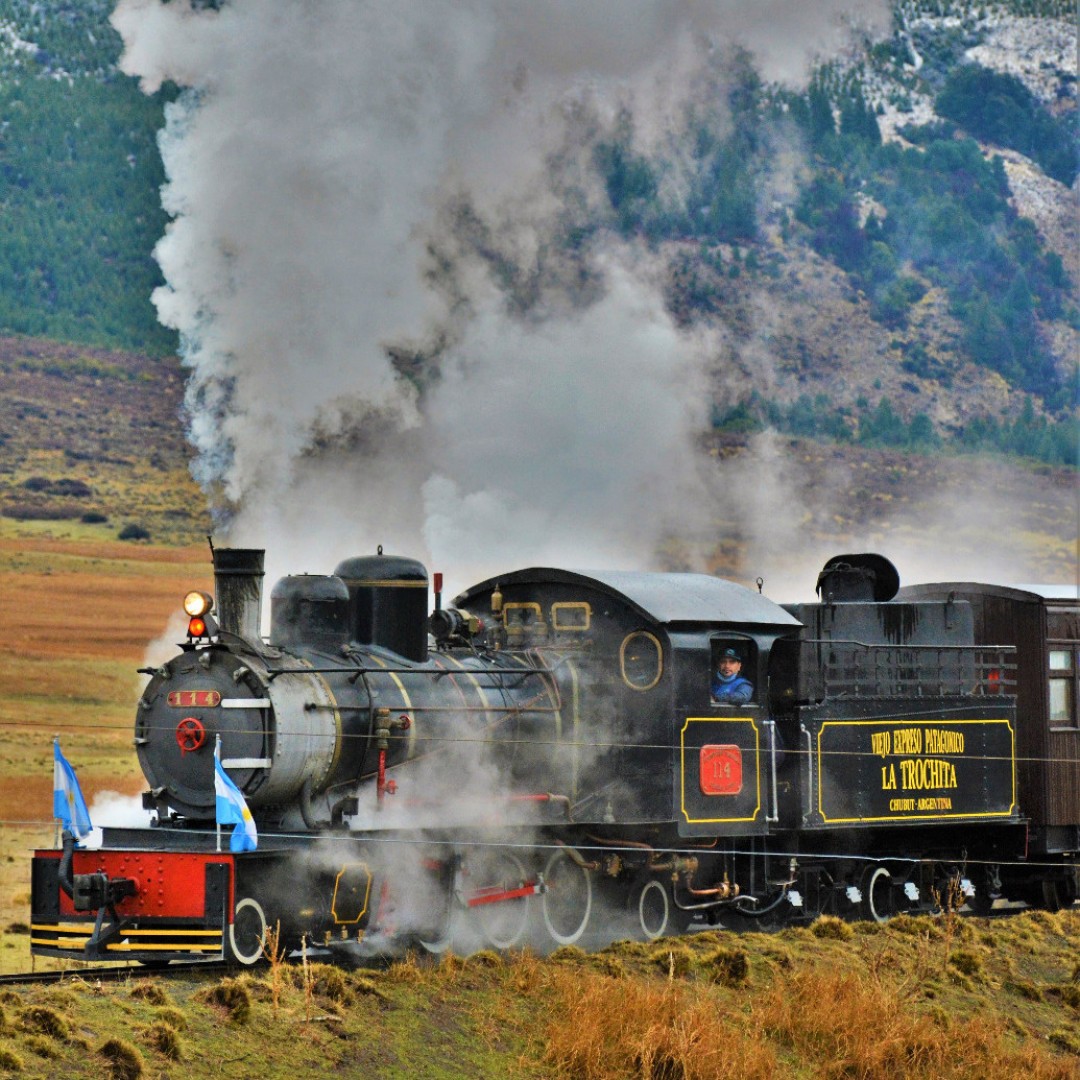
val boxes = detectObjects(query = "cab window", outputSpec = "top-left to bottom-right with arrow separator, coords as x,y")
710,640 -> 756,705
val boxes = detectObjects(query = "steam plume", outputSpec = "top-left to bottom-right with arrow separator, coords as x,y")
110,0 -> 890,590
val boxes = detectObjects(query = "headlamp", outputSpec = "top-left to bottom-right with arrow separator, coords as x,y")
183,591 -> 214,618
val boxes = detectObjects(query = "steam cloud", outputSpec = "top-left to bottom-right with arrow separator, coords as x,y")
110,0 -> 891,593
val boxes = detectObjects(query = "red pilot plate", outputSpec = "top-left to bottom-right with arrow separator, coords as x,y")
167,690 -> 221,708
699,744 -> 743,796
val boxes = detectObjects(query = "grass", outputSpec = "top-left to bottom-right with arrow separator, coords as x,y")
0,911 -> 1075,1077
0,528 -> 212,975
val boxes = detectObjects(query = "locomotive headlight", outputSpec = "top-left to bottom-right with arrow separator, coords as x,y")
183,590 -> 214,618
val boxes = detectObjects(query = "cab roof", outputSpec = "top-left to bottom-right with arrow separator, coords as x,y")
455,567 -> 802,628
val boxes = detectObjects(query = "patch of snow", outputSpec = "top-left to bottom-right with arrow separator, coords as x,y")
966,15 -> 1076,105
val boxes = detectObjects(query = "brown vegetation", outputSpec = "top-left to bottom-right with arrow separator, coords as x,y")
0,909 -> 1074,1077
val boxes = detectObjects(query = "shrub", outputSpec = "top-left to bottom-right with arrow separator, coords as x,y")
2,503 -> 83,520
80,511 -> 108,524
153,1006 -> 187,1031
548,945 -> 587,964
140,1020 -> 182,1061
129,982 -> 170,1007
703,946 -> 751,986
200,977 -> 252,1023
0,1045 -> 24,1072
23,1034 -> 59,1059
810,915 -> 854,941
467,949 -> 505,969
118,523 -> 150,541
99,1038 -> 144,1080
21,1005 -> 68,1040
949,949 -> 984,977
307,963 -> 352,1004
650,944 -> 694,978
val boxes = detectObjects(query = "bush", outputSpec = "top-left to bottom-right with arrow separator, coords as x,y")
703,946 -> 751,986
153,1006 -> 187,1031
130,982 -> 170,1006
811,915 -> 854,941
99,1038 -> 144,1080
650,944 -> 694,978
21,1006 -> 68,1041
140,1021 -> 182,1061
0,1045 -> 24,1072
118,523 -> 150,541
201,977 -> 252,1023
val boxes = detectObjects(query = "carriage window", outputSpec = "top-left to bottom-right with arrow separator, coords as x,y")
620,631 -> 663,691
1048,646 -> 1078,729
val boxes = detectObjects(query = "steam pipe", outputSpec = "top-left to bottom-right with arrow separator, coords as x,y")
765,719 -> 779,824
299,778 -> 321,830
375,708 -> 411,809
555,840 -> 599,871
57,831 -> 75,900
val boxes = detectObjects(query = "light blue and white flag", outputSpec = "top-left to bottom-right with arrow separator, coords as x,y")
214,741 -> 258,853
53,738 -> 93,842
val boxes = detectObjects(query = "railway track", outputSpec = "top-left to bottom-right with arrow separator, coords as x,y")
0,959 -> 235,988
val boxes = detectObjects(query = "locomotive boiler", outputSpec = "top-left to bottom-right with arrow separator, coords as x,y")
30,545 -> 1079,965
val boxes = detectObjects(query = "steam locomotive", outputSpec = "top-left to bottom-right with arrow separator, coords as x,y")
31,546 -> 1079,965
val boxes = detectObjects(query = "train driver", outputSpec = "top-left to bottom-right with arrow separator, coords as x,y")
711,647 -> 754,704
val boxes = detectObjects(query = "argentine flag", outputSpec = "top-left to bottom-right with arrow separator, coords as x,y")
53,739 -> 93,842
214,742 -> 258,853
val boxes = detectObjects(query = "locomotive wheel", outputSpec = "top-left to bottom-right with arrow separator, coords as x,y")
465,850 -> 531,950
634,878 -> 671,940
226,897 -> 268,966
862,866 -> 896,924
541,848 -> 593,947
626,877 -> 692,940
417,872 -> 461,955
1035,880 -> 1065,912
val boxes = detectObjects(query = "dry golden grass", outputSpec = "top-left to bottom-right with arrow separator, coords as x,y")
537,919 -> 1080,1080
0,530 -> 213,974
541,968 -> 778,1078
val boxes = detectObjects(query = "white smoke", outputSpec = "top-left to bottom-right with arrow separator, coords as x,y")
110,0 -> 890,590
83,791 -> 154,849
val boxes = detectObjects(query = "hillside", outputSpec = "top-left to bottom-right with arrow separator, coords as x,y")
0,336 -> 209,545
0,0 -> 1074,475
0,332 -> 1074,582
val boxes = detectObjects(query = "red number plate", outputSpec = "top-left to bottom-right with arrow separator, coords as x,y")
699,744 -> 743,796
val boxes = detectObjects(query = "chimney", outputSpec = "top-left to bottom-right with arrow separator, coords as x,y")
212,547 -> 265,640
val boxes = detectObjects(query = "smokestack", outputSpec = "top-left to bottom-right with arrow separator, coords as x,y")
213,547 -> 265,640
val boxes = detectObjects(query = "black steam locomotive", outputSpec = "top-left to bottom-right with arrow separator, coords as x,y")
31,546 -> 1079,964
